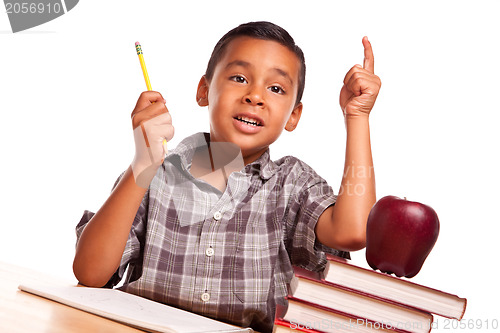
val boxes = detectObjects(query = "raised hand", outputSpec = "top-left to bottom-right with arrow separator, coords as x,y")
131,91 -> 174,188
339,37 -> 381,118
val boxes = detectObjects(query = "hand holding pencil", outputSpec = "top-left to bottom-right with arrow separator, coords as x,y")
135,42 -> 169,149
131,42 -> 174,188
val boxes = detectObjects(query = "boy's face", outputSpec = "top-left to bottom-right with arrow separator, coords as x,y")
197,36 -> 303,165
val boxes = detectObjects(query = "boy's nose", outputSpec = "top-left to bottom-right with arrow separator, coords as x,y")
242,89 -> 264,107
244,97 -> 264,106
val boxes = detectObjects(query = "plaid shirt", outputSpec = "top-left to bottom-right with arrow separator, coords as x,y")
76,133 -> 349,333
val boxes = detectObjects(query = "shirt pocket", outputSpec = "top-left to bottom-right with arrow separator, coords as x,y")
232,219 -> 280,304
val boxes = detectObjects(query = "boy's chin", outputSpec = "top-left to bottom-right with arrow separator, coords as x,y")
232,138 -> 268,153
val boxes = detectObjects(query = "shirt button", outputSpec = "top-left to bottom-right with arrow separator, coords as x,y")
201,292 -> 210,302
205,247 -> 214,257
213,211 -> 222,221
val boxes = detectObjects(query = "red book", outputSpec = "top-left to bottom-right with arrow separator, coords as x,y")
275,297 -> 412,333
322,255 -> 467,320
290,267 -> 433,333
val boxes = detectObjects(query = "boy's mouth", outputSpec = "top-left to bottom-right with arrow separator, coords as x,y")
234,116 -> 263,127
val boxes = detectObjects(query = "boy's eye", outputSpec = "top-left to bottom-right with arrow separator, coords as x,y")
269,85 -> 285,94
230,75 -> 247,84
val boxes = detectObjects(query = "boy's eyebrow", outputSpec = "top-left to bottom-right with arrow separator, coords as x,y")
225,60 -> 294,85
272,67 -> 294,85
225,60 -> 251,70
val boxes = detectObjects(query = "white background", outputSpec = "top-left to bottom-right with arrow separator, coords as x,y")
1,1 -> 499,331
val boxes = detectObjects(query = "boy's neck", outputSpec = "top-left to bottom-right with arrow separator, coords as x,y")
204,133 -> 269,166
189,137 -> 246,192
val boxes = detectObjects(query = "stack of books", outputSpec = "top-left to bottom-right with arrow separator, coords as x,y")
274,255 -> 467,333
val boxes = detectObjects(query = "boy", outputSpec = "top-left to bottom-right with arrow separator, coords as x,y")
73,21 -> 381,332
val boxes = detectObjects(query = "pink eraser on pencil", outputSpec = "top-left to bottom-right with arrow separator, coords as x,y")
135,42 -> 140,46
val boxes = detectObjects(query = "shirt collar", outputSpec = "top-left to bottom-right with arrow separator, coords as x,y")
245,149 -> 278,180
165,132 -> 207,170
166,132 -> 278,180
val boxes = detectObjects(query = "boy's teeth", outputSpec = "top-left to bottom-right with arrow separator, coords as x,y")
236,116 -> 261,126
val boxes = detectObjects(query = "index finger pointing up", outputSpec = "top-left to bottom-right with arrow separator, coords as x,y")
362,36 -> 375,73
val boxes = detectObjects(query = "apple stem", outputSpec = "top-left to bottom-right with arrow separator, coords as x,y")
404,197 -> 407,200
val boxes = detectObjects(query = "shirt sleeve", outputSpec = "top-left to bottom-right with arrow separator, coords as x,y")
284,166 -> 350,272
75,172 -> 148,288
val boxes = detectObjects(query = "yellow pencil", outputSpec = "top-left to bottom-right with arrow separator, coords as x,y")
135,42 -> 167,151
135,42 -> 152,90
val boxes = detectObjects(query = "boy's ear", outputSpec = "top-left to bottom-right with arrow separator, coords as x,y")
285,102 -> 303,132
196,76 -> 209,107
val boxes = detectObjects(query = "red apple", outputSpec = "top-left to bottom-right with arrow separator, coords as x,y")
365,196 -> 440,278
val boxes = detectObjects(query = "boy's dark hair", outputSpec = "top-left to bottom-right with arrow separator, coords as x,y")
205,21 -> 306,107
